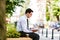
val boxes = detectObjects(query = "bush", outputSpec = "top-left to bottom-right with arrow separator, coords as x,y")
6,23 -> 20,38
7,29 -> 20,38
7,30 -> 20,38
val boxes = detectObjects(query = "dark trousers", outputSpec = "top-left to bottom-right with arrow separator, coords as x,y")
19,31 -> 39,40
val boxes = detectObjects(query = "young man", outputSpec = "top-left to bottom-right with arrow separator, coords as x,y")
17,8 -> 39,40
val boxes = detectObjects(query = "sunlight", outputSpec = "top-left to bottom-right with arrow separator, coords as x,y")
28,0 -> 46,24
10,0 -> 46,24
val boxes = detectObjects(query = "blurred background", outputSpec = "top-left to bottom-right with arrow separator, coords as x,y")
5,0 -> 60,39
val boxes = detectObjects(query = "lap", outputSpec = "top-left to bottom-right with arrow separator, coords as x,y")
19,31 -> 39,38
26,32 -> 39,38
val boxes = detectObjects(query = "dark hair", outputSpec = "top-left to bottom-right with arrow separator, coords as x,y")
25,8 -> 33,14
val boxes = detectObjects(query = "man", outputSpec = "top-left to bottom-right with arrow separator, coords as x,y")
17,8 -> 39,40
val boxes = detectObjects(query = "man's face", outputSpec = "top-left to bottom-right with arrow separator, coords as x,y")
27,12 -> 32,18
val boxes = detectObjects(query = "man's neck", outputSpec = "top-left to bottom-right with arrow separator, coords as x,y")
26,14 -> 29,18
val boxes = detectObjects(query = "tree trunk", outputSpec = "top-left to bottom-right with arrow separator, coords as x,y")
56,15 -> 59,21
0,0 -> 6,40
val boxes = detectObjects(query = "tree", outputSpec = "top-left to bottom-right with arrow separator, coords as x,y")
46,0 -> 50,21
51,0 -> 60,21
46,0 -> 60,21
0,0 -> 25,40
0,0 -> 6,40
46,7 -> 50,21
6,0 -> 25,17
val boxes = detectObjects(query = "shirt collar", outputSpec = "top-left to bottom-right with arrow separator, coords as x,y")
24,15 -> 29,19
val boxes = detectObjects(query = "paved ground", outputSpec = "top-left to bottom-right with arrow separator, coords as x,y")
35,28 -> 60,40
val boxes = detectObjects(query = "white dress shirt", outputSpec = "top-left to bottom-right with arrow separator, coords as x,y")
16,15 -> 32,33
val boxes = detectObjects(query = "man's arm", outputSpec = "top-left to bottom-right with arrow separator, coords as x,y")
31,24 -> 39,32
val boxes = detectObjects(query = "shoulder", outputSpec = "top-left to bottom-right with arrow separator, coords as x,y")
19,15 -> 25,21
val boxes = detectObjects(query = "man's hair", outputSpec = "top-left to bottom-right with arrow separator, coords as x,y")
25,8 -> 33,14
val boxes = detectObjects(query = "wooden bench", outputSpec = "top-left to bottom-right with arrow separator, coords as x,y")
7,37 -> 32,40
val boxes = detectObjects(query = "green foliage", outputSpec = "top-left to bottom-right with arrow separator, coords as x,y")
46,0 -> 60,21
46,6 -> 50,21
51,0 -> 60,21
51,0 -> 60,16
46,12 -> 50,21
6,23 -> 20,38
7,30 -> 20,38
6,0 -> 25,16
52,5 -> 60,16
46,14 -> 50,21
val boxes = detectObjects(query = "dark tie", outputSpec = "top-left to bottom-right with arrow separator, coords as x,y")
27,19 -> 29,29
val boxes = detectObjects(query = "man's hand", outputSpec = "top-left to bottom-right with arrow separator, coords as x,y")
32,30 -> 38,32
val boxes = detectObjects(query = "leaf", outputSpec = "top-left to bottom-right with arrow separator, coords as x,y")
6,0 -> 25,16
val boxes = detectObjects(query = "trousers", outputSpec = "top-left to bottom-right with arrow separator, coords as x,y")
19,31 -> 39,40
